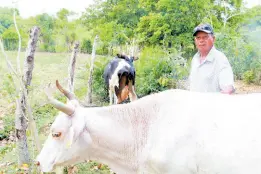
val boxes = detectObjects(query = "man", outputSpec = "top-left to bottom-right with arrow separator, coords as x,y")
189,23 -> 235,94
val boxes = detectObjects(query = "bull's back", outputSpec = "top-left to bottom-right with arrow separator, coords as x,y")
139,90 -> 261,174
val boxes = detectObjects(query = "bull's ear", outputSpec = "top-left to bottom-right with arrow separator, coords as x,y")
66,110 -> 86,147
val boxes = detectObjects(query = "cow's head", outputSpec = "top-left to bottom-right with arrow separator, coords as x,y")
116,53 -> 139,62
36,80 -> 92,172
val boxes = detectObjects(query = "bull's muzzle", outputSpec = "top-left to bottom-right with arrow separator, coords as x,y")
35,161 -> 40,166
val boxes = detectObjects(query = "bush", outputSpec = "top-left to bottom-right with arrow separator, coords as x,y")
243,70 -> 255,84
39,41 -> 56,52
135,46 -> 189,96
1,73 -> 15,97
215,31 -> 261,81
2,27 -> 27,51
96,44 -> 109,55
90,56 -> 111,104
0,114 -> 15,141
81,39 -> 92,54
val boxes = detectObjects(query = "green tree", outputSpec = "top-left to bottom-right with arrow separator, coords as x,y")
2,26 -> 27,50
0,7 -> 15,29
81,0 -> 146,53
54,8 -> 77,52
81,39 -> 92,54
35,13 -> 56,52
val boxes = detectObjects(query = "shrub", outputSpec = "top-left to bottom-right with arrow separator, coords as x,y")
81,39 -> 92,54
2,73 -> 15,97
243,70 -> 255,84
215,31 -> 261,81
0,114 -> 15,141
135,46 -> 189,96
89,56 -> 111,104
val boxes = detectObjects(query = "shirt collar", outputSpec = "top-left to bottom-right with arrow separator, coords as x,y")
196,46 -> 216,63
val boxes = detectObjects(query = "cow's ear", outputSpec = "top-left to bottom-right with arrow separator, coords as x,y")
116,53 -> 121,58
117,53 -> 129,59
116,53 -> 125,58
133,56 -> 139,61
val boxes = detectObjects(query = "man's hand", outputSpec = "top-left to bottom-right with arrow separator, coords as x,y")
221,85 -> 235,94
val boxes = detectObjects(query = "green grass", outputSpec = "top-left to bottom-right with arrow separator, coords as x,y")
0,51 -> 111,173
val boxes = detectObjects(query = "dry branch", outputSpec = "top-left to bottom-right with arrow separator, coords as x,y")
68,41 -> 79,93
24,26 -> 41,152
86,35 -> 99,104
13,9 -> 21,74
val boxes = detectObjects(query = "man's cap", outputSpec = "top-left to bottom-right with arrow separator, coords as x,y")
193,23 -> 214,36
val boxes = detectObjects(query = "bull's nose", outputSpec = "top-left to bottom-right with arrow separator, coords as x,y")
35,161 -> 40,166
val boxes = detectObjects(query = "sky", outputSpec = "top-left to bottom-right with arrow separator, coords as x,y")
0,0 -> 95,18
0,0 -> 260,19
244,0 -> 261,7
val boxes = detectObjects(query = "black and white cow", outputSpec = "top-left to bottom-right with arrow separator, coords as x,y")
103,54 -> 138,105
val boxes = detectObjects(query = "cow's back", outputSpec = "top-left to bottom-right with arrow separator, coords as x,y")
104,58 -> 120,86
104,58 -> 135,86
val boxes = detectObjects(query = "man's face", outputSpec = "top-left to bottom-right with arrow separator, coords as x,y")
194,31 -> 215,54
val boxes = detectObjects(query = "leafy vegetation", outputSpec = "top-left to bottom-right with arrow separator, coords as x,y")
0,115 -> 15,141
243,70 -> 255,84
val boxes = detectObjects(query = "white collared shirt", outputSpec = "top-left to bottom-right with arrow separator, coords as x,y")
189,46 -> 235,93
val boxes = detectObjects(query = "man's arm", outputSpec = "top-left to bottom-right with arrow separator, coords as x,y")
218,60 -> 235,94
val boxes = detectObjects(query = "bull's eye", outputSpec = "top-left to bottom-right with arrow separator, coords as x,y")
52,132 -> 62,138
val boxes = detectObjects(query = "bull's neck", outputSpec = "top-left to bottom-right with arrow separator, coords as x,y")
83,104 -> 154,173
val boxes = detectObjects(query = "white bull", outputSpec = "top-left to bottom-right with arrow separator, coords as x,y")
36,80 -> 261,174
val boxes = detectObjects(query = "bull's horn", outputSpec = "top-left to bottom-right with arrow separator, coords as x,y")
44,83 -> 75,116
56,80 -> 75,100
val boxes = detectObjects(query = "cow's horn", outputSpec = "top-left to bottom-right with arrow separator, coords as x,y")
44,83 -> 75,116
56,80 -> 75,100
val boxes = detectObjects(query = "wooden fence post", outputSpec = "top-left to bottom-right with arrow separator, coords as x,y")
86,35 -> 98,105
15,26 -> 40,168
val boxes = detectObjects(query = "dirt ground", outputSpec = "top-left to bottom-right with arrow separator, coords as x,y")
234,80 -> 261,94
